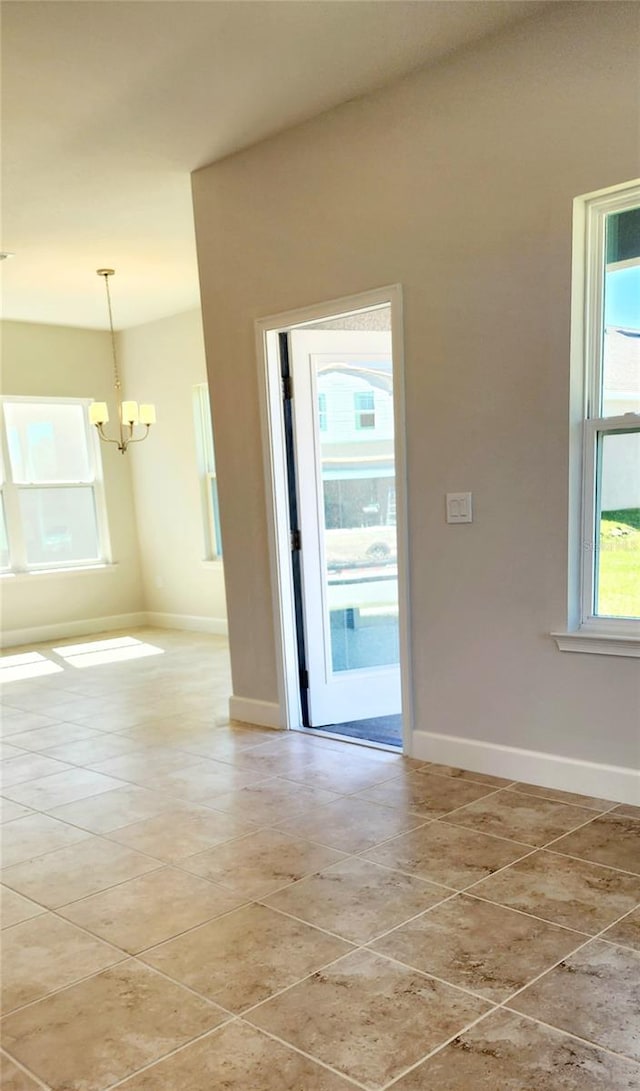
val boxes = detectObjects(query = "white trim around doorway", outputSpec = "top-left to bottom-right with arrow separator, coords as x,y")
254,284 -> 413,752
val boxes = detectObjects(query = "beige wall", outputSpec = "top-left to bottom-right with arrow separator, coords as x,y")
193,3 -> 640,768
0,320 -> 144,637
118,309 -> 227,628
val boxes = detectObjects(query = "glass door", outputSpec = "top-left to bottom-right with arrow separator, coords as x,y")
289,317 -> 401,726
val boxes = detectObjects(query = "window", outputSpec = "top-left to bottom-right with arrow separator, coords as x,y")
354,390 -> 375,429
318,393 -> 328,431
560,182 -> 640,653
0,397 -> 109,572
193,384 -> 222,559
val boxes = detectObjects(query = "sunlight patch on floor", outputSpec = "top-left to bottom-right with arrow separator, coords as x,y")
0,652 -> 63,684
52,636 -> 165,669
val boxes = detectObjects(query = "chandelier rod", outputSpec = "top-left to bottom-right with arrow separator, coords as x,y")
98,269 -> 121,394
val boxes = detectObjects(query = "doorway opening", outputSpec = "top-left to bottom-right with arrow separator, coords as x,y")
258,287 -> 411,752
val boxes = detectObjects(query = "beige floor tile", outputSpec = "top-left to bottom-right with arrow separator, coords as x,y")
612,804 -> 640,820
551,814 -> 640,874
1,913 -> 123,1013
276,795 -> 426,853
511,782 -> 615,812
117,1021 -> 355,1090
63,707 -> 153,733
3,769 -> 125,811
603,907 -> 640,950
247,948 -> 489,1089
1,886 -> 46,929
42,733 -> 143,765
372,893 -> 584,1002
420,763 -> 513,788
47,784 -> 173,833
392,1009 -> 640,1091
5,724 -> 102,753
510,939 -> 640,1062
272,750 -> 402,796
174,729 -> 284,763
1,959 -> 227,1091
148,759 -> 266,801
117,724 -> 230,753
224,745 -> 324,783
140,901 -> 352,1012
0,754 -> 73,788
364,821 -> 529,889
356,770 -> 496,818
87,747 -> 197,783
0,710 -> 60,736
264,856 -> 447,944
107,804 -> 257,861
0,799 -> 34,824
472,850 -> 640,932
443,789 -> 596,846
0,1051 -> 45,1091
182,828 -> 346,899
1,835 -> 160,907
211,777 -> 339,825
1,813 -> 91,869
59,866 -> 246,953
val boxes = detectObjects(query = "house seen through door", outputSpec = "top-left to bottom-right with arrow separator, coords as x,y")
274,299 -> 404,748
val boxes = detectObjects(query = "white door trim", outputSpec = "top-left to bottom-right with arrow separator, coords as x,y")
255,285 -> 413,752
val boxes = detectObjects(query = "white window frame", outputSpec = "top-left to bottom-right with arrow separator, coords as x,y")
0,395 -> 111,574
554,180 -> 640,657
193,384 -> 222,561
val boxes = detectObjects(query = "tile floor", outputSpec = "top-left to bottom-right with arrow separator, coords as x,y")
0,628 -> 639,1090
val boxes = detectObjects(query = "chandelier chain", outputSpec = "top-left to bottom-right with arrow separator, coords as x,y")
101,272 -> 121,391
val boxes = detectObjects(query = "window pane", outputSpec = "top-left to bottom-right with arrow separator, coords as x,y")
3,402 -> 93,483
208,474 -> 223,557
319,353 -> 399,672
603,208 -> 640,417
0,497 -> 9,569
596,430 -> 640,619
18,487 -> 100,566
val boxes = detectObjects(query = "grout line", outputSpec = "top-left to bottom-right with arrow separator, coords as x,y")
380,1003 -> 501,1089
496,1007 -> 640,1066
457,890 -> 595,937
0,1048 -> 53,1090
233,946 -> 371,1023
102,1018 -> 239,1090
239,1020 -> 372,1090
1,951 -> 130,1020
360,941 -> 497,1006
343,782 -> 508,815
254,898 -> 362,948
437,799 -> 608,851
334,853 -> 461,895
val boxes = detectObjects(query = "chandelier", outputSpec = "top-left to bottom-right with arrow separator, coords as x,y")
88,269 -> 156,453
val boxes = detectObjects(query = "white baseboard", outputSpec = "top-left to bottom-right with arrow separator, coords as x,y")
412,729 -> 640,807
0,613 -> 148,649
229,695 -> 283,730
145,612 -> 228,636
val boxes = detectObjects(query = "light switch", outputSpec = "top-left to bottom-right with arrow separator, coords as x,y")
446,492 -> 473,523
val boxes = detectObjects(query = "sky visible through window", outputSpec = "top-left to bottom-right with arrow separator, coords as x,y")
605,265 -> 640,329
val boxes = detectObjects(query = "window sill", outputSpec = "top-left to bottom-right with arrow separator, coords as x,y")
552,630 -> 640,658
0,563 -> 117,582
200,559 -> 223,569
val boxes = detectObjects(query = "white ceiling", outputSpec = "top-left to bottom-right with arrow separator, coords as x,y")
1,0 -> 546,330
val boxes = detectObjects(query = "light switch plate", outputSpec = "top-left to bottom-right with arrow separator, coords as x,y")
446,492 -> 473,523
